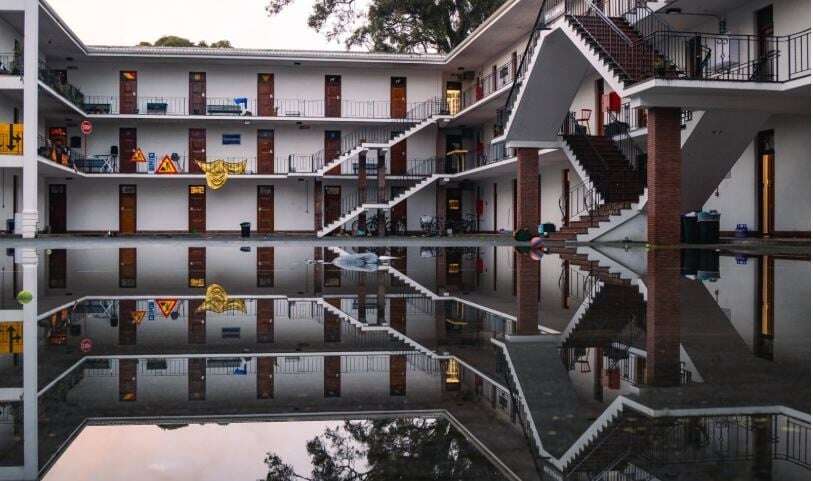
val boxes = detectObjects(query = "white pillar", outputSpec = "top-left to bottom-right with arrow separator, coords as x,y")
20,248 -> 38,479
21,0 -> 39,238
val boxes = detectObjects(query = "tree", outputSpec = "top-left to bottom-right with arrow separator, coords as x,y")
266,0 -> 505,53
137,36 -> 233,48
264,418 -> 505,481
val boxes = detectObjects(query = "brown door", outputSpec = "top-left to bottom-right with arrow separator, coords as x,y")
188,358 -> 206,401
595,79 -> 605,135
48,249 -> 66,288
118,299 -> 137,346
189,72 -> 207,115
324,131 -> 341,175
188,185 -> 206,233
391,186 -> 407,231
118,359 -> 138,401
188,247 -> 206,288
257,299 -> 274,343
257,356 -> 275,399
188,299 -> 206,344
119,185 -> 137,234
118,247 -> 137,288
119,71 -> 138,114
325,75 -> 341,117
189,128 -> 206,174
757,130 -> 775,236
324,186 -> 341,226
390,139 -> 407,175
257,247 -> 275,287
258,74 -> 275,116
48,184 -> 67,233
324,298 -> 341,343
119,128 -> 137,173
257,185 -> 275,233
257,130 -> 275,174
389,297 -> 406,333
390,355 -> 407,396
324,356 -> 341,397
391,77 -> 407,119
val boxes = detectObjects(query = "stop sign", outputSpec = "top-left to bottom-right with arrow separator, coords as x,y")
80,120 -> 93,135
80,338 -> 93,353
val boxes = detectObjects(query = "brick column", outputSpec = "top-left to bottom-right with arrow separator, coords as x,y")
645,249 -> 681,386
356,271 -> 367,324
313,247 -> 323,295
515,251 -> 540,335
377,150 -> 386,236
358,151 -> 367,231
516,148 -> 539,233
646,107 -> 682,245
314,180 -> 322,232
436,184 -> 446,233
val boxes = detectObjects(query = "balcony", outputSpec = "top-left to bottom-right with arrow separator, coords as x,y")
0,52 -> 22,76
450,58 -> 522,115
82,95 -> 449,119
38,61 -> 85,109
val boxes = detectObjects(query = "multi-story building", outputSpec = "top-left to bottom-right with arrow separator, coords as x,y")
0,0 -> 806,241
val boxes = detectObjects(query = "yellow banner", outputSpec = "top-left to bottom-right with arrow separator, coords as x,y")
0,322 -> 23,354
0,123 -> 23,155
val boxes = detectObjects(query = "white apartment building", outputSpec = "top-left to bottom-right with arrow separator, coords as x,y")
0,0 -> 807,242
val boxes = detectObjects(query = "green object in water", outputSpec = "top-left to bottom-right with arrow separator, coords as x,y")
514,229 -> 532,242
16,290 -> 32,304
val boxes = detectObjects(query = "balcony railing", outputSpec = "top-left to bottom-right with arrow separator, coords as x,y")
82,95 -> 441,119
455,59 -> 521,114
0,52 -> 22,76
38,61 -> 85,108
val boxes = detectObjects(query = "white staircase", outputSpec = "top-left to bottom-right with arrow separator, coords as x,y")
317,174 -> 442,237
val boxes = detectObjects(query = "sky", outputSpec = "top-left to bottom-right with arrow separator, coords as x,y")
46,0 -> 362,50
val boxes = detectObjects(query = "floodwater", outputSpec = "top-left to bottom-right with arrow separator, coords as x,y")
0,244 -> 809,481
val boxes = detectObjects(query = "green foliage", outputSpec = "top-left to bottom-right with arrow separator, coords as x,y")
266,0 -> 505,53
138,36 -> 233,48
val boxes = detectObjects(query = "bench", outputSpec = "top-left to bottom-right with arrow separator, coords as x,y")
84,103 -> 111,114
207,104 -> 242,115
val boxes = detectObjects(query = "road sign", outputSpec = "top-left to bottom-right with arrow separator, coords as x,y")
80,120 -> 93,135
80,338 -> 93,353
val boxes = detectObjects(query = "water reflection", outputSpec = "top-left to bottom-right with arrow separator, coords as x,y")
0,244 -> 808,480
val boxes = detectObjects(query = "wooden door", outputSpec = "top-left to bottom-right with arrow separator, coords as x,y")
118,359 -> 138,401
118,299 -> 137,346
48,249 -> 66,288
757,130 -> 775,236
391,186 -> 407,230
325,75 -> 341,117
390,77 -> 407,119
118,247 -> 137,288
389,354 -> 407,396
257,185 -> 275,233
390,139 -> 406,174
189,72 -> 207,115
257,130 -> 275,174
119,71 -> 138,114
119,128 -> 137,173
324,131 -> 341,175
188,358 -> 206,401
257,247 -> 275,287
324,186 -> 341,226
48,184 -> 66,233
256,299 -> 274,343
188,185 -> 206,233
324,298 -> 342,343
119,185 -> 137,234
188,247 -> 206,288
257,356 -> 275,399
324,356 -> 341,397
189,128 -> 206,174
389,297 -> 406,333
258,74 -> 275,116
188,299 -> 206,344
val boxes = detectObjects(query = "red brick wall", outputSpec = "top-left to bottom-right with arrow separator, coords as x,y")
645,249 -> 682,386
646,107 -> 682,245
516,148 -> 540,232
515,251 -> 540,335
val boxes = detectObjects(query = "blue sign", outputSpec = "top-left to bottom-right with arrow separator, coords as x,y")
147,300 -> 156,321
148,152 -> 156,173
222,134 -> 241,145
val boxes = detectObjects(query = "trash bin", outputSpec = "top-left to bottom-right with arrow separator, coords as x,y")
240,222 -> 251,238
5,218 -> 13,234
697,211 -> 721,244
681,212 -> 699,244
540,223 -> 556,237
681,249 -> 700,277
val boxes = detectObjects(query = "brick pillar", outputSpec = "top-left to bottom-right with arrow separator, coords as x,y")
314,180 -> 322,232
515,251 -> 540,335
516,148 -> 539,233
377,150 -> 386,236
436,184 -> 446,233
645,249 -> 681,386
646,107 -> 682,245
376,270 -> 386,325
358,151 -> 367,231
313,247 -> 323,295
356,271 -> 367,324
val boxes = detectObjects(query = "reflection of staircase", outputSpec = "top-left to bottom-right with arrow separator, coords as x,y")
318,174 -> 441,237
562,283 -> 646,349
551,134 -> 645,241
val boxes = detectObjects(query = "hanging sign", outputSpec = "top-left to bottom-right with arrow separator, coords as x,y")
156,155 -> 179,174
79,338 -> 93,353
148,152 -> 156,174
80,120 -> 93,135
147,300 -> 156,321
131,148 -> 147,163
156,299 -> 178,317
131,310 -> 146,326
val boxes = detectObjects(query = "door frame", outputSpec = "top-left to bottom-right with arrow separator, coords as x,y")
118,184 -> 137,234
756,130 -> 775,237
324,185 -> 342,226
257,73 -> 275,117
48,184 -> 67,233
188,185 -> 206,233
119,71 -> 138,115
189,72 -> 207,115
257,129 -> 275,174
390,76 -> 407,119
325,75 -> 342,117
257,185 -> 275,233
